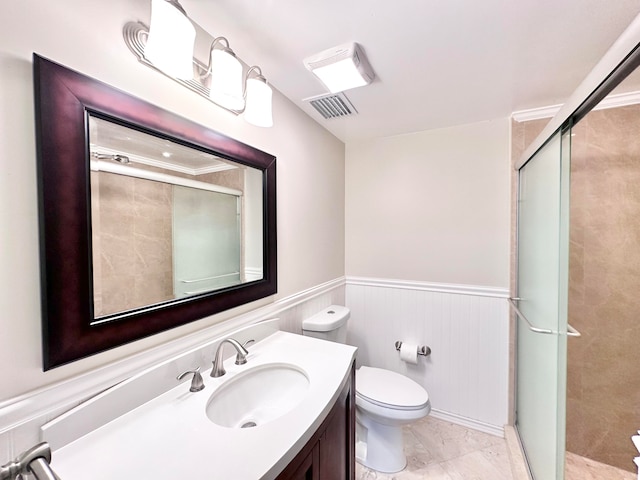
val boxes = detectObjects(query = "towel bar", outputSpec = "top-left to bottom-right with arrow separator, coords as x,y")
508,297 -> 581,337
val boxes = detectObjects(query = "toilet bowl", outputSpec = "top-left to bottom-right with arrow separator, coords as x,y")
355,366 -> 431,472
301,305 -> 431,473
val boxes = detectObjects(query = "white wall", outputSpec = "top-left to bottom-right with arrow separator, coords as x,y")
344,119 -> 511,432
0,0 -> 344,402
345,118 -> 510,288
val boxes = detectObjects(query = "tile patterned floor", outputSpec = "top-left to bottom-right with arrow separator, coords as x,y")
355,417 -> 514,480
354,416 -> 638,479
565,452 -> 636,480
356,416 -> 638,480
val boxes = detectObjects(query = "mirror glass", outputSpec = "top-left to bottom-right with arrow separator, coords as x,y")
89,116 -> 263,319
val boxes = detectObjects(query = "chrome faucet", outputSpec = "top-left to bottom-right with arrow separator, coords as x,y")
210,338 -> 254,377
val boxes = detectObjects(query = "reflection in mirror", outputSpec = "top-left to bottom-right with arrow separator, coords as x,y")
89,116 -> 264,319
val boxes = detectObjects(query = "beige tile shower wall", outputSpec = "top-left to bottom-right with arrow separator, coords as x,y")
199,168 -> 244,191
92,171 -> 173,317
566,105 -> 640,473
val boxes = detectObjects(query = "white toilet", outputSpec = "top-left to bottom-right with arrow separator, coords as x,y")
302,305 -> 431,473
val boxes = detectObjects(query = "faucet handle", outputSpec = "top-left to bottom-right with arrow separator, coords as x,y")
177,366 -> 205,392
234,340 -> 253,365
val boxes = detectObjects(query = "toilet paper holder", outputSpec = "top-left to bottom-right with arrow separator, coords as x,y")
395,341 -> 431,357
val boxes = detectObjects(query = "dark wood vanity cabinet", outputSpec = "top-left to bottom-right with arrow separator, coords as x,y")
275,362 -> 355,480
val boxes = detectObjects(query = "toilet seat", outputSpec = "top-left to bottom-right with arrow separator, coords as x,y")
356,366 -> 429,410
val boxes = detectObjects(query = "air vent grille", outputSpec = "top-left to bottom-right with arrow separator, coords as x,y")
304,92 -> 358,119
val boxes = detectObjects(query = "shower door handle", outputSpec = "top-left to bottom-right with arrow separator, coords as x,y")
508,298 -> 581,337
566,323 -> 581,337
508,298 -> 554,335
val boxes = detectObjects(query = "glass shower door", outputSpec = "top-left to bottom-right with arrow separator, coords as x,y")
173,186 -> 241,297
515,130 -> 571,480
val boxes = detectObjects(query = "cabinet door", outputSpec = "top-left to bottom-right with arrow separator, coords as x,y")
275,361 -> 355,480
276,445 -> 319,480
319,364 -> 355,480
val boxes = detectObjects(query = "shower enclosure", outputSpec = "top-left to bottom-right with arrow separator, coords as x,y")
512,17 -> 640,480
513,129 -> 572,480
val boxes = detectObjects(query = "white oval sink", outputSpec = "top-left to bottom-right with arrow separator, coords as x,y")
206,363 -> 310,428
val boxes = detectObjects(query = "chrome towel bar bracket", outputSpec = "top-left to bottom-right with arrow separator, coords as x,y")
0,442 -> 62,480
508,297 -> 581,337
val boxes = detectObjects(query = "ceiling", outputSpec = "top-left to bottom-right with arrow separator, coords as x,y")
184,0 -> 640,142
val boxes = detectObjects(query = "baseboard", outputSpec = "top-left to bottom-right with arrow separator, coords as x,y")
504,425 -> 533,480
430,408 -> 505,438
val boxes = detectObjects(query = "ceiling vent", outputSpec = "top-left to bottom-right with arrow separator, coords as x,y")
303,92 -> 358,120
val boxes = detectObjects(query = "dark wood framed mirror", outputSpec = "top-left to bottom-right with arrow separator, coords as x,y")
33,54 -> 277,370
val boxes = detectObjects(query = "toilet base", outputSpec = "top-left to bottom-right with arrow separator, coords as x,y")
356,411 -> 407,473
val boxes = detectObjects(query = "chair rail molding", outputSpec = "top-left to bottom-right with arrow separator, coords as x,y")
346,276 -> 509,298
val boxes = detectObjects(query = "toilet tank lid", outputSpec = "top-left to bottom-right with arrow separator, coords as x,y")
302,305 -> 350,332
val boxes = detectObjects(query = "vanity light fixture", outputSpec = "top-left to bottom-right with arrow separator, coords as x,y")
244,66 -> 273,128
123,1 -> 273,127
207,37 -> 245,111
304,42 -> 375,93
143,0 -> 196,79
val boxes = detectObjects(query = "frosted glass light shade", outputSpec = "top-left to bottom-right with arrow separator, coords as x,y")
312,58 -> 368,93
209,49 -> 245,111
244,78 -> 273,127
144,0 -> 196,79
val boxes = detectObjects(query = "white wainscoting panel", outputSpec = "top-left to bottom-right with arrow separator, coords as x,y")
346,277 -> 509,436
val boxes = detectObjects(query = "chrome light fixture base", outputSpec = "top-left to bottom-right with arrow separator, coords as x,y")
123,21 -> 241,115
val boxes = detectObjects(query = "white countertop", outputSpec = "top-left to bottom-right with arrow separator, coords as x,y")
47,331 -> 357,480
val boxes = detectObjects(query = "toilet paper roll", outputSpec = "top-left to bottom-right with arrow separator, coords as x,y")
400,342 -> 418,364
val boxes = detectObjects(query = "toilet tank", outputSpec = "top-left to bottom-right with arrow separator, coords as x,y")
302,305 -> 350,343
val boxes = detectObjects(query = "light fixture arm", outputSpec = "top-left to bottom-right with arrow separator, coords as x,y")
201,36 -> 236,79
211,36 -> 231,51
243,65 -> 267,98
164,0 -> 187,16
